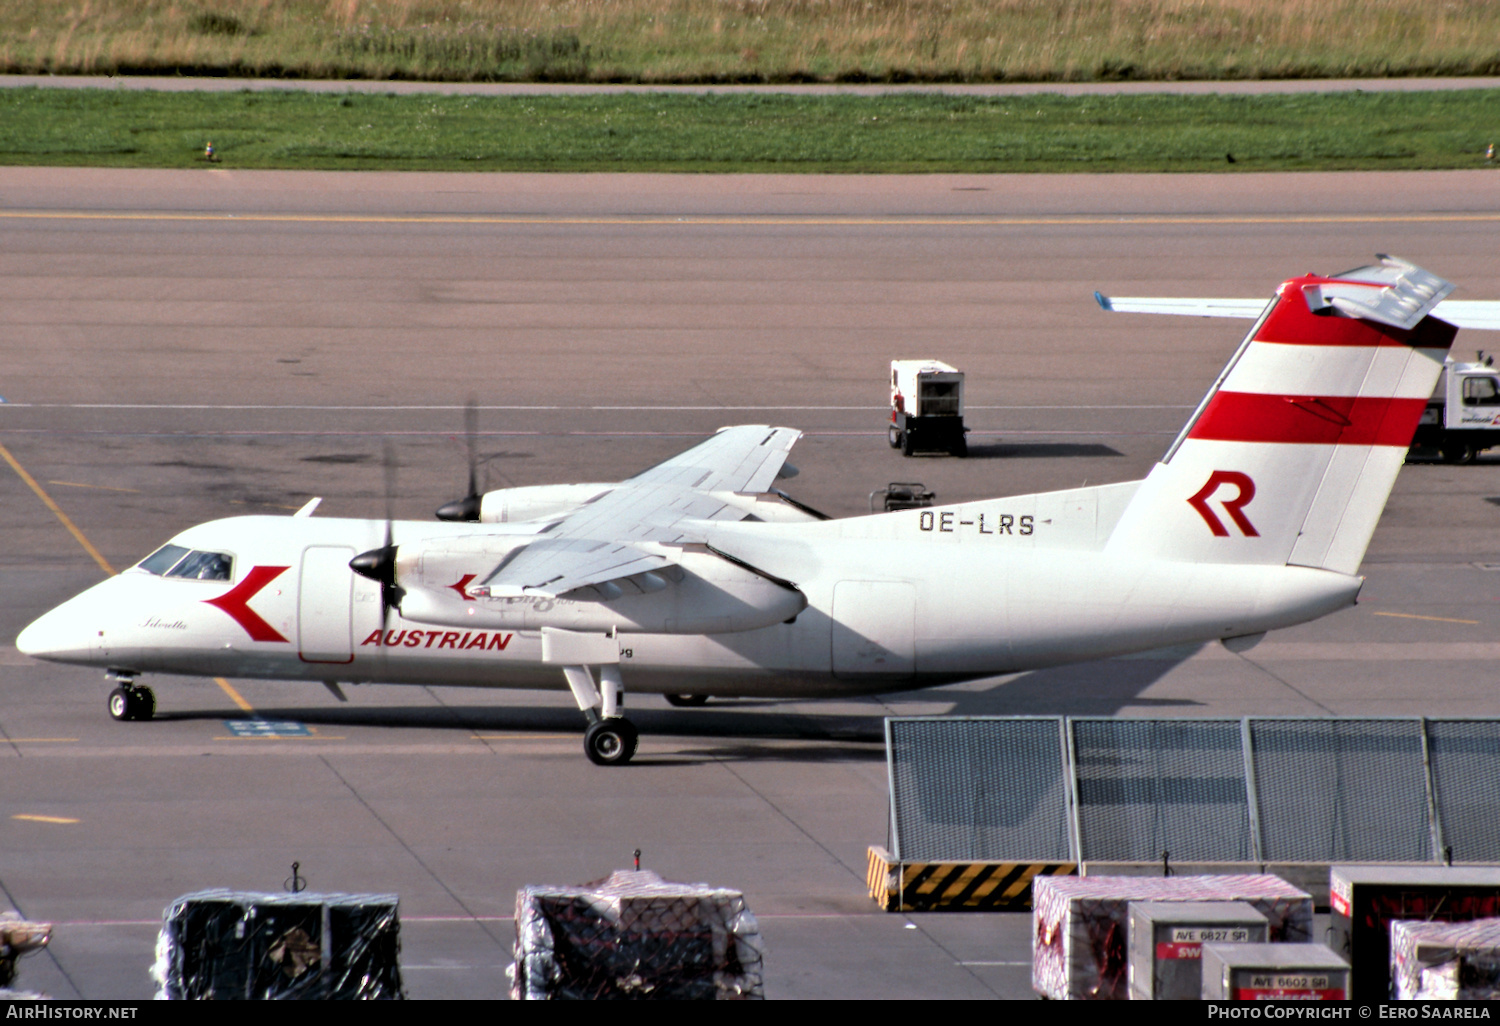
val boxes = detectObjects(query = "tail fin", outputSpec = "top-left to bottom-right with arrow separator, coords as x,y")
1106,256 -> 1456,573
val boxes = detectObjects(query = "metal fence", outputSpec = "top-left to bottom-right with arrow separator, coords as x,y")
886,717 -> 1500,865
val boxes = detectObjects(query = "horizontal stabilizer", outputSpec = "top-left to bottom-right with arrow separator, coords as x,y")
1097,258 -> 1494,330
1097,295 -> 1500,331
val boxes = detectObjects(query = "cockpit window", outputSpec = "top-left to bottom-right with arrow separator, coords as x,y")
166,551 -> 234,581
137,545 -> 189,575
134,545 -> 233,581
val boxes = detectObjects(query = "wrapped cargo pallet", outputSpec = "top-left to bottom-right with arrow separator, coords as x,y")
1392,918 -> 1500,1000
1033,875 -> 1313,1000
511,869 -> 763,1000
1331,866 -> 1500,1000
151,890 -> 403,1000
0,912 -> 51,990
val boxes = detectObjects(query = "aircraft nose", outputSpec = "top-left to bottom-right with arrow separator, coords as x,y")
16,606 -> 98,663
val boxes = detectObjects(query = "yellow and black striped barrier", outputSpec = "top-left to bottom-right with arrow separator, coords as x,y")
866,846 -> 1076,912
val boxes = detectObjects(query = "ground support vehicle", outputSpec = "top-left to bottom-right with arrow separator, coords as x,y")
1409,353 -> 1500,463
889,360 -> 967,456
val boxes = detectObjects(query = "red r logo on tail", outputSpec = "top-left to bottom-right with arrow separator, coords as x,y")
1188,471 -> 1259,537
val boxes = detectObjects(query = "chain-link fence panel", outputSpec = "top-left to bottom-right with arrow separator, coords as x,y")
887,717 -> 1072,862
1071,718 -> 1252,863
1426,719 -> 1500,863
1248,718 -> 1433,863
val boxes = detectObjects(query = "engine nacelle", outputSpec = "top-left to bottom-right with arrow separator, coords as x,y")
478,483 -> 614,524
397,547 -> 805,634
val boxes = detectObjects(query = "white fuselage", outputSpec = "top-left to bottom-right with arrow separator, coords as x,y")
18,489 -> 1362,700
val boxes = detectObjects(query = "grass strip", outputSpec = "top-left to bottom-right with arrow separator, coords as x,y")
4,0 -> 1500,84
2,88 -> 1498,174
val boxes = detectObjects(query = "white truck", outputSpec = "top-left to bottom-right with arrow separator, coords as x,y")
1410,352 -> 1500,463
888,359 -> 967,457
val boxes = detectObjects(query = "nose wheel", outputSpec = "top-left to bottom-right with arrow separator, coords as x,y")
107,685 -> 155,722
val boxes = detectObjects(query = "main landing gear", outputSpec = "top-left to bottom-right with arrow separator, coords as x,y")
106,674 -> 155,722
562,663 -> 638,766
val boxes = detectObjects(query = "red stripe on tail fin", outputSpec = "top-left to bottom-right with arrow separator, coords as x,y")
1188,393 -> 1429,447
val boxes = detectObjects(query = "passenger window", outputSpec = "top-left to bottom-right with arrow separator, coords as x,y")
166,551 -> 234,581
136,544 -> 189,575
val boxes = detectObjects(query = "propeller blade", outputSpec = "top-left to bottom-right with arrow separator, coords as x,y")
435,399 -> 484,522
354,439 -> 406,630
349,544 -> 404,623
465,396 -> 478,500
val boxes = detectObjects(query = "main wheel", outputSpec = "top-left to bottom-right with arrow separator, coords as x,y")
952,436 -> 968,458
888,424 -> 901,449
901,431 -> 915,457
108,688 -> 131,721
664,694 -> 709,708
127,687 -> 156,721
584,718 -> 639,766
1442,442 -> 1476,465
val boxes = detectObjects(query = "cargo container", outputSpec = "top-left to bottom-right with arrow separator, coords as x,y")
1201,943 -> 1349,1000
1128,901 -> 1269,1000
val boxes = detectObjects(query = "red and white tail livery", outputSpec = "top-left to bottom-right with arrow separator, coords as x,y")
1108,256 -> 1455,573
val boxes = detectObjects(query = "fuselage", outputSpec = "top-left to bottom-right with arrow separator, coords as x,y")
17,498 -> 1362,699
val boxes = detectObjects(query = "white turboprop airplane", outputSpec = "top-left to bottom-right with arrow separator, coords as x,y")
17,256 -> 1461,765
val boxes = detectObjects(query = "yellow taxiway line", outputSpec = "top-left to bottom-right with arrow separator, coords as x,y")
1371,611 -> 1481,625
48,480 -> 142,494
12,814 -> 79,825
1,442 -> 256,713
1,443 -> 114,577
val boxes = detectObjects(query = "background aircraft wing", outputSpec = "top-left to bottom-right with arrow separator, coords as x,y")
625,424 -> 802,493
1095,292 -> 1500,330
475,425 -> 802,598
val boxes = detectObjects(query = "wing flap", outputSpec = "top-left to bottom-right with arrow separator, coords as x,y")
474,538 -> 676,598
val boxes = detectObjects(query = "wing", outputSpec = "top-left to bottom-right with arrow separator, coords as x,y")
1094,291 -> 1500,330
625,423 -> 803,493
473,425 -> 802,598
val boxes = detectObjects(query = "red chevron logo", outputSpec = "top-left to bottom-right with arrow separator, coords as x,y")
448,574 -> 477,601
203,565 -> 291,642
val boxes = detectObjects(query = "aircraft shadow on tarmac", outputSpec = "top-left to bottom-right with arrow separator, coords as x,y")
152,645 -> 1201,761
933,645 -> 1208,718
959,442 -> 1124,461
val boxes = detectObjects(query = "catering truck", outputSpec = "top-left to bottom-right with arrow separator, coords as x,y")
888,359 -> 967,457
1410,353 -> 1500,463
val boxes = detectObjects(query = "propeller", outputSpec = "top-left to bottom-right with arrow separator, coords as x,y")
435,398 -> 483,522
349,440 -> 405,630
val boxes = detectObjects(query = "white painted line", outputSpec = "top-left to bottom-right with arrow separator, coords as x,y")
0,402 -> 1192,411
